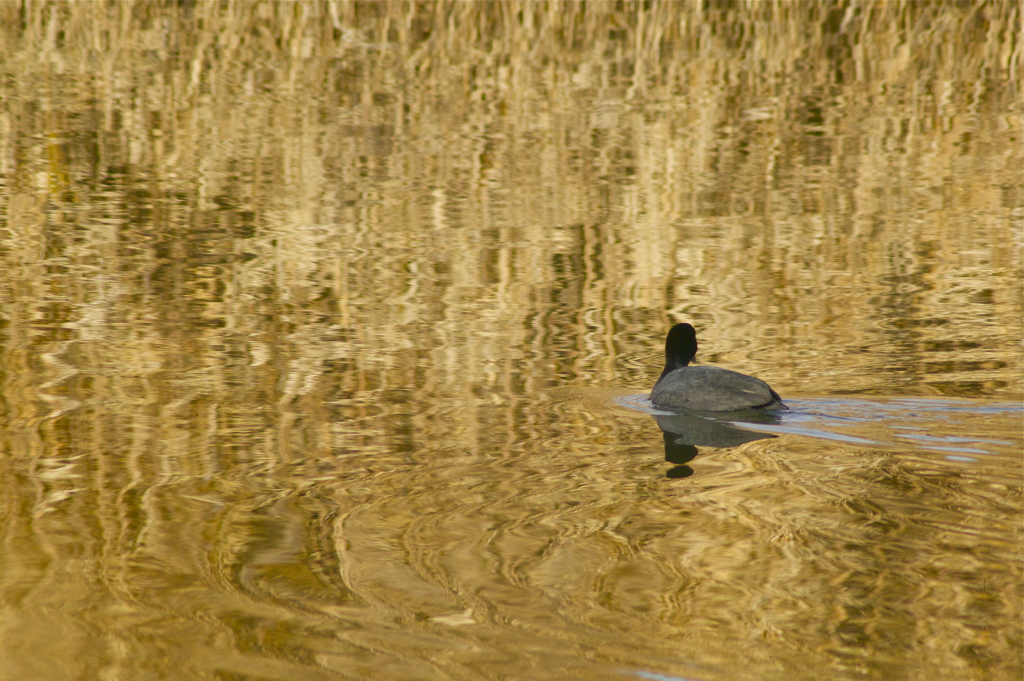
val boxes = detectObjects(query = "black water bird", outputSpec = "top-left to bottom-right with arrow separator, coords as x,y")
651,323 -> 787,412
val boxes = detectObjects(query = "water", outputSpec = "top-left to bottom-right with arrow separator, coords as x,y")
0,2 -> 1021,680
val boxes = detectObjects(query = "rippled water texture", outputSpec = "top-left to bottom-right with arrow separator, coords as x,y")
0,3 -> 1021,680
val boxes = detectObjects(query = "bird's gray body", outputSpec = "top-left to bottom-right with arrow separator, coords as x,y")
651,365 -> 787,412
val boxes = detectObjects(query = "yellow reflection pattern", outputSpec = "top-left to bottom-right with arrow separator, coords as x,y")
0,3 -> 1020,681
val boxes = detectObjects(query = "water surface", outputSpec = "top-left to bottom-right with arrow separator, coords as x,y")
0,3 -> 1020,681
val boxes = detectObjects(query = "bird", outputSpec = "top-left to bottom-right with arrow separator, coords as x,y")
650,323 -> 787,412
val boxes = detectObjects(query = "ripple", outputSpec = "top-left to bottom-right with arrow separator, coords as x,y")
616,394 -> 1023,459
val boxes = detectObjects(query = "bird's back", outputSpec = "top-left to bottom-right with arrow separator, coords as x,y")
651,366 -> 786,412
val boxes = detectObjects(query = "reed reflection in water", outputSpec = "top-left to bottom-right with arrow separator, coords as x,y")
0,2 -> 1021,681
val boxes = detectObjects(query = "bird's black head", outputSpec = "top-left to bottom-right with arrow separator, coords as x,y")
662,323 -> 698,377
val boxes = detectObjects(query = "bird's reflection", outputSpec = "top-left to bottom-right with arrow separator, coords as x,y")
655,411 -> 778,478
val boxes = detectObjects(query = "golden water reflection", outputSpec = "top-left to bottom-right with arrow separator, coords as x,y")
0,2 -> 1021,680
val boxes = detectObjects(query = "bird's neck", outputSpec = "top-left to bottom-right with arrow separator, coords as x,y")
659,356 -> 691,380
